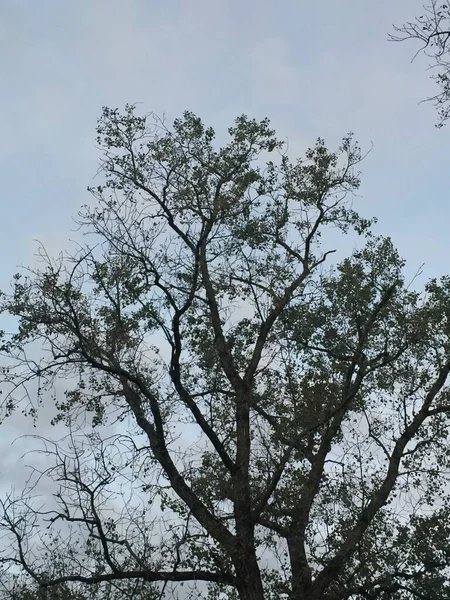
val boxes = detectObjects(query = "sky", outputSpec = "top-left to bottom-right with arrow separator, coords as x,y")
0,0 -> 449,578
1,0 -> 448,287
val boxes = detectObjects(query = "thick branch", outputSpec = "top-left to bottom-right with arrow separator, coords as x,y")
244,207 -> 337,387
40,568 -> 236,588
199,241 -> 243,391
251,447 -> 293,521
313,360 -> 450,597
118,376 -> 235,550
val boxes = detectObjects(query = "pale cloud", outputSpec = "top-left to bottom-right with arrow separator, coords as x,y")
247,36 -> 299,105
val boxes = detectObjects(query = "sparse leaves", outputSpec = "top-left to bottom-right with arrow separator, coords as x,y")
391,1 -> 450,126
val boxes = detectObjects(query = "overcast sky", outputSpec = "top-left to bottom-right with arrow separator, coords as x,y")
1,0 -> 448,281
0,0 -> 448,522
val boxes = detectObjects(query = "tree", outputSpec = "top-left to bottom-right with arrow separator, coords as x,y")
4,580 -> 88,600
2,106 -> 450,600
2,575 -> 156,600
391,0 -> 450,126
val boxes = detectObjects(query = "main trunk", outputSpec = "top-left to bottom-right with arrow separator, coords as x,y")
234,554 -> 265,600
233,390 -> 264,600
288,533 -> 313,600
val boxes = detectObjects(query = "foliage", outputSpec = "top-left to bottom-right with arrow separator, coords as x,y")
1,107 -> 450,599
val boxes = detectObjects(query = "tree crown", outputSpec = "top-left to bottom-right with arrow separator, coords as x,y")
2,107 -> 450,600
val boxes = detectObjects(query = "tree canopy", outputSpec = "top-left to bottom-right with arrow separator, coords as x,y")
2,107 -> 450,600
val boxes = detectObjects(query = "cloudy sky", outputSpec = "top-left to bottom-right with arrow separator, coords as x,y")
1,0 -> 448,284
0,0 -> 448,534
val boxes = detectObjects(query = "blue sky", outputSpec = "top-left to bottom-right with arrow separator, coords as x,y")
0,0 -> 449,492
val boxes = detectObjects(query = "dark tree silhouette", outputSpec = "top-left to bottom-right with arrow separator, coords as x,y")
2,107 -> 450,599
